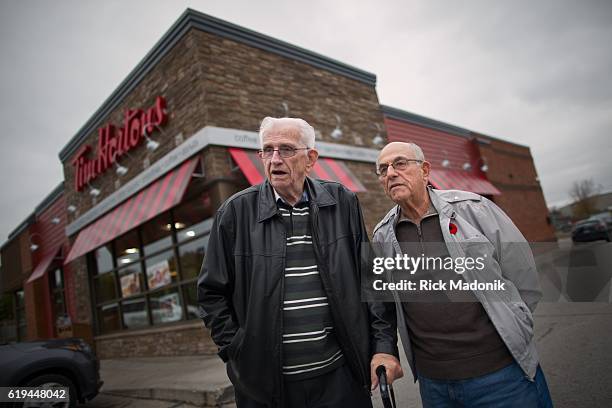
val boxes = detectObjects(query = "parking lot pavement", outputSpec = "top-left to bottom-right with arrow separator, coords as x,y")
371,302 -> 612,408
80,393 -> 237,408
80,393 -> 196,407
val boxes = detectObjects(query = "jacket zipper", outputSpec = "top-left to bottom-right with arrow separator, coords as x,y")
310,203 -> 370,394
416,224 -> 425,253
412,211 -> 439,253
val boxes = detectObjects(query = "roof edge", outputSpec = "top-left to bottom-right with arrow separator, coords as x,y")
3,182 -> 64,245
381,105 -> 471,138
34,182 -> 65,216
7,213 -> 35,241
381,104 -> 529,149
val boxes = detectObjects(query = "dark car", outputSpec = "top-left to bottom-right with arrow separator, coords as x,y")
589,212 -> 612,231
0,337 -> 102,407
572,219 -> 611,243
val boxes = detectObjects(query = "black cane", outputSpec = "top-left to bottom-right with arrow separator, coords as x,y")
376,365 -> 397,408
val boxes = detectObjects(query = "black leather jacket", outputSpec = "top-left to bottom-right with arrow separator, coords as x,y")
198,178 -> 397,406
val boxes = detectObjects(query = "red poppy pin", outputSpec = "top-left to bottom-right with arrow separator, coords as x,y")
449,222 -> 458,235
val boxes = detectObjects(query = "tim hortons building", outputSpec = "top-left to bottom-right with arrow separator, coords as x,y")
0,9 -> 555,357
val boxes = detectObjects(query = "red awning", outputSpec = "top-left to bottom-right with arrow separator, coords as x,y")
27,243 -> 63,284
429,169 -> 501,195
228,148 -> 366,192
64,157 -> 199,264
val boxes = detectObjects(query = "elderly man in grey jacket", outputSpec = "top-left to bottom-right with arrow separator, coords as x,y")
371,142 -> 553,407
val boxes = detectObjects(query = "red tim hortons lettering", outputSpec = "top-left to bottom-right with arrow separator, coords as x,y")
70,96 -> 168,193
71,145 -> 91,191
96,124 -> 111,174
125,109 -> 143,149
144,96 -> 167,134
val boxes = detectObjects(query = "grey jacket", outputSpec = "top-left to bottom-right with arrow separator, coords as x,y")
372,188 -> 542,381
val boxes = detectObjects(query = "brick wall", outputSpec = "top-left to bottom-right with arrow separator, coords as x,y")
349,162 -> 391,235
477,138 -> 556,242
70,257 -> 92,324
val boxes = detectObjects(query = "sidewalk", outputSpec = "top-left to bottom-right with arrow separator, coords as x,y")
99,354 -> 235,407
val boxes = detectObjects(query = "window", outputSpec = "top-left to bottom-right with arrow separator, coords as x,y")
174,200 -> 213,243
16,290 -> 26,340
118,263 -> 143,298
116,231 -> 140,266
121,297 -> 148,329
0,293 -> 17,343
49,268 -> 66,328
145,250 -> 178,289
95,272 -> 117,303
142,213 -> 173,256
178,234 -> 209,280
0,290 -> 27,342
95,245 -> 113,274
182,284 -> 199,320
89,193 -> 213,334
97,303 -> 121,333
150,288 -> 183,324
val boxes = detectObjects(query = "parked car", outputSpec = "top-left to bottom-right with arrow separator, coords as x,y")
0,337 -> 102,407
572,218 -> 611,243
589,212 -> 612,230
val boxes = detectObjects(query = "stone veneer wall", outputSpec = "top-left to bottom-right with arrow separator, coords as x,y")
95,321 -> 217,359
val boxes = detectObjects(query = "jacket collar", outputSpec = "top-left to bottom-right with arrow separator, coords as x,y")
257,177 -> 336,222
427,187 -> 455,219
373,187 -> 455,234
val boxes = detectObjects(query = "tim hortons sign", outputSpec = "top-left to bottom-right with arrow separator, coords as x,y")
71,96 -> 167,192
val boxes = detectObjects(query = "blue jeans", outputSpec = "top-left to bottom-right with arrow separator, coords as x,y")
418,362 -> 553,407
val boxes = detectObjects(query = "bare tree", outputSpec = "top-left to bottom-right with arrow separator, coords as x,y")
569,179 -> 601,219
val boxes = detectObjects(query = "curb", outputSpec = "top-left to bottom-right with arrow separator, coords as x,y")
102,384 -> 235,407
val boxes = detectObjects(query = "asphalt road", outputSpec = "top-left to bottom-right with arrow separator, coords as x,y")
370,302 -> 612,408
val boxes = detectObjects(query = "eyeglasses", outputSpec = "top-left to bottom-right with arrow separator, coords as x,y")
259,146 -> 310,159
376,158 -> 423,177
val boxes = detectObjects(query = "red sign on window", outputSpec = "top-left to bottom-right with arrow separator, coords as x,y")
71,96 -> 167,192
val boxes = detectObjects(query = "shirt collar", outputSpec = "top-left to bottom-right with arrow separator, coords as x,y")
273,188 -> 309,206
396,199 -> 438,226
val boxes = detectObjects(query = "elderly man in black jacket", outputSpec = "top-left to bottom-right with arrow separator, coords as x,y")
198,117 -> 401,408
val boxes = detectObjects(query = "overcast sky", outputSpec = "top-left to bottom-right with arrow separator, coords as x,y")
1,0 -> 611,241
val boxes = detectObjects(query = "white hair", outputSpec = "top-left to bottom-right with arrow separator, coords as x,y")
258,117 -> 316,148
376,142 -> 425,167
409,143 -> 425,161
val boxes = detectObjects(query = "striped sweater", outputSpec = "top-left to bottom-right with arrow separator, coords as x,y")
278,199 -> 344,381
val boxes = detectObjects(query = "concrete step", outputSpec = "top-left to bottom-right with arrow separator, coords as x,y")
99,355 -> 234,407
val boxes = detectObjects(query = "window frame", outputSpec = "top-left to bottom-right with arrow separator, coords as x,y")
88,203 -> 212,335
49,267 -> 67,331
